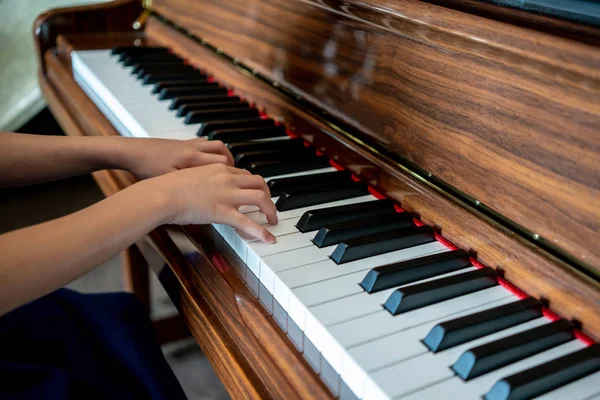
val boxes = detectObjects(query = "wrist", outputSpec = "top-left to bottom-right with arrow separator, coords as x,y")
130,177 -> 177,227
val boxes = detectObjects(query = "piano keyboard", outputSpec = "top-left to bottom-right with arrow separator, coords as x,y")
72,46 -> 600,400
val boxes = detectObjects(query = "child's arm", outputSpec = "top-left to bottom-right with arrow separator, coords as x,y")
0,164 -> 276,316
0,132 -> 234,187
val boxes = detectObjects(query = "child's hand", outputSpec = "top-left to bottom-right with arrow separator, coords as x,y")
119,137 -> 234,180
147,164 -> 277,243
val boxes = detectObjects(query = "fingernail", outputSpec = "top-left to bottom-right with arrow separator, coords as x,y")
267,234 -> 276,244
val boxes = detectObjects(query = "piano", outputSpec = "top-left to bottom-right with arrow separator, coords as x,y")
34,0 -> 600,399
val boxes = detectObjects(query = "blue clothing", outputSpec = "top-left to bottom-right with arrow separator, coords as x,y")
0,289 -> 187,400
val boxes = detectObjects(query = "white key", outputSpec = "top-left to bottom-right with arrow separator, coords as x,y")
259,245 -> 333,294
341,296 -> 517,398
274,241 -> 447,325
245,195 -> 376,224
363,317 -> 549,399
245,232 -> 315,276
319,286 -> 513,372
264,167 -> 337,182
308,265 -> 476,327
398,340 -> 586,400
534,371 -> 600,400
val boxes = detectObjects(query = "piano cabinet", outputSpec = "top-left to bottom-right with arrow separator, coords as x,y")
34,0 -> 599,399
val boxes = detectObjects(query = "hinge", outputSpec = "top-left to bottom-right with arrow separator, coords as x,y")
133,8 -> 152,30
142,0 -> 153,8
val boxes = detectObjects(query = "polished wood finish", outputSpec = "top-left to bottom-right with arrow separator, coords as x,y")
34,2 -> 600,398
153,0 -> 600,272
145,17 -> 600,341
34,0 -> 142,74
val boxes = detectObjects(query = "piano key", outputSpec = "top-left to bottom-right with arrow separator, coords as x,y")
384,267 -> 498,315
142,71 -> 203,84
308,266 -> 477,327
245,194 -> 376,225
196,118 -> 275,136
362,317 -> 550,400
313,212 -> 414,248
134,65 -> 197,78
72,50 -> 202,139
153,79 -> 212,94
159,85 -> 228,99
184,108 -> 259,124
315,286 -> 513,374
235,147 -> 315,168
228,138 -> 305,158
209,126 -> 288,143
331,225 -> 436,264
452,319 -> 575,381
111,46 -> 170,55
170,94 -> 237,110
120,53 -> 181,66
534,371 -> 600,400
278,242 -> 449,325
341,296 -> 520,397
296,199 -> 395,233
361,249 -> 471,293
130,62 -> 192,74
398,340 -> 586,400
177,100 -> 248,117
484,343 -> 600,400
266,169 -> 351,197
263,167 -> 337,183
249,157 -> 331,177
424,297 -> 543,353
276,181 -> 369,211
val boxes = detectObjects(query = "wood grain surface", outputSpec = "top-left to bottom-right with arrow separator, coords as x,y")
153,0 -> 600,272
34,0 -> 141,74
145,17 -> 600,341
34,3 -> 600,398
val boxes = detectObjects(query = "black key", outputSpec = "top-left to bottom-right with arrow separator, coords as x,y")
249,157 -> 331,178
197,118 -> 275,137
135,66 -> 198,79
314,212 -> 414,248
384,267 -> 497,315
170,94 -> 235,110
276,181 -> 368,211
208,126 -> 287,143
229,138 -> 304,158
484,343 -> 600,400
120,53 -> 181,66
331,225 -> 436,264
267,169 -> 350,197
185,108 -> 259,124
143,72 -> 204,85
296,200 -> 395,233
452,319 -> 574,381
131,61 -> 187,74
152,79 -> 213,94
159,86 -> 228,100
361,249 -> 471,294
177,100 -> 248,117
235,147 -> 313,169
111,46 -> 169,55
423,297 -> 542,353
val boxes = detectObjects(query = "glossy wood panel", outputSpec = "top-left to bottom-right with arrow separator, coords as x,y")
146,17 -> 600,340
34,0 -> 141,74
153,0 -> 600,271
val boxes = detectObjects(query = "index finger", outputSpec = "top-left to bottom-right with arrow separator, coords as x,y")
197,140 -> 234,166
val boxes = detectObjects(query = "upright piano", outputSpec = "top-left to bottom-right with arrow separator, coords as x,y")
34,0 -> 600,399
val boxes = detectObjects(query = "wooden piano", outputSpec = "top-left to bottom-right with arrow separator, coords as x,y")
34,0 -> 600,399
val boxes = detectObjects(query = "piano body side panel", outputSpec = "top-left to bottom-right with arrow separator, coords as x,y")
152,0 -> 600,272
38,39 -> 333,400
145,17 -> 600,342
34,0 -> 142,75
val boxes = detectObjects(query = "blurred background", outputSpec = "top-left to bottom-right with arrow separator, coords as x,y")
0,1 -> 229,398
